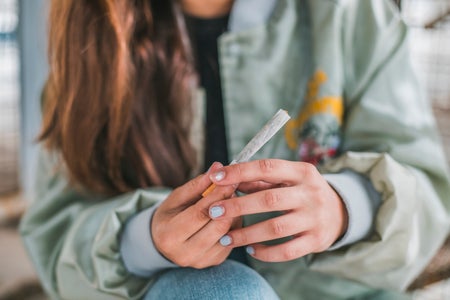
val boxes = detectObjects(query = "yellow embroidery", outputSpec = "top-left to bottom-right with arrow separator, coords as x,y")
285,70 -> 343,150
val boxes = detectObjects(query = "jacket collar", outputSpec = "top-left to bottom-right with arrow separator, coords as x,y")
228,0 -> 278,32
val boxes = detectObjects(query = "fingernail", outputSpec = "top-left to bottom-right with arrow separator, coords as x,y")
246,246 -> 255,255
207,162 -> 222,173
212,171 -> 225,182
209,206 -> 225,218
219,235 -> 232,246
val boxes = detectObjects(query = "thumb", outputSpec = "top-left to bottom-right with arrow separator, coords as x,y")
165,162 -> 224,208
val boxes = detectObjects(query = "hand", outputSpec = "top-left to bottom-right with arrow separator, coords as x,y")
152,162 -> 241,269
207,159 -> 348,262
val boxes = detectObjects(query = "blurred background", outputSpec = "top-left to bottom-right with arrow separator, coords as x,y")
0,0 -> 448,299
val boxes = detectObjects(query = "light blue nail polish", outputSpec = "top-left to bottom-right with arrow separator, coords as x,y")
213,171 -> 225,181
220,235 -> 232,246
246,246 -> 255,255
209,206 -> 225,218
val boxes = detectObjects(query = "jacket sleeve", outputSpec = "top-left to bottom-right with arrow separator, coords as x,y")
19,148 -> 172,299
309,0 -> 450,291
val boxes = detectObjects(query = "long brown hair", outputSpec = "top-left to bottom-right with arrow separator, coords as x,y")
40,0 -> 197,195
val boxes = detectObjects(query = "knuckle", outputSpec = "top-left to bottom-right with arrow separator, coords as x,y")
282,245 -> 299,261
233,231 -> 248,246
168,188 -> 181,203
214,219 -> 232,234
315,193 -> 327,207
309,185 -> 324,203
229,199 -> 243,216
186,178 -> 200,192
302,163 -> 318,178
269,219 -> 285,236
259,159 -> 275,174
195,205 -> 211,222
263,190 -> 281,209
234,163 -> 244,178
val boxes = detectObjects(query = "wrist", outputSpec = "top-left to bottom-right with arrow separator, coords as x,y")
324,170 -> 381,250
334,189 -> 349,242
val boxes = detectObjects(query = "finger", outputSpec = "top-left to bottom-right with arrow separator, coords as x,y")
238,181 -> 283,194
246,234 -> 317,262
172,185 -> 236,239
209,159 -> 317,186
209,187 -> 302,219
187,241 -> 232,269
196,183 -> 238,213
222,213 -> 311,247
166,162 -> 223,209
181,218 -> 235,269
186,218 -> 234,252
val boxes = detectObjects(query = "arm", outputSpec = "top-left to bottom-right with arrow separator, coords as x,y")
19,148 -> 171,299
120,205 -> 177,277
204,0 -> 450,291
310,0 -> 450,290
20,150 -> 240,299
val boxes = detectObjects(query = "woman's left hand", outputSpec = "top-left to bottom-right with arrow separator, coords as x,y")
207,159 -> 348,262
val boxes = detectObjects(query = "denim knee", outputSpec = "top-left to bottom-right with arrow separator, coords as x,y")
144,260 -> 279,300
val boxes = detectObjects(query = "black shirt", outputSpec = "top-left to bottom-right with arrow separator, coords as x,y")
185,14 -> 230,168
185,14 -> 248,265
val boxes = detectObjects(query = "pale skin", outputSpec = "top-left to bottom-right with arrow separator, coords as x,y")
153,159 -> 348,267
206,160 -> 348,262
152,162 -> 239,268
151,0 -> 348,268
181,0 -> 234,18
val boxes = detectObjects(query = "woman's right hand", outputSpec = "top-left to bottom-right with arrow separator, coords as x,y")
152,162 -> 239,269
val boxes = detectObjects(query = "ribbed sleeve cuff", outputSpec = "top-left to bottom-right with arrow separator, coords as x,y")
323,170 -> 381,250
120,204 -> 177,277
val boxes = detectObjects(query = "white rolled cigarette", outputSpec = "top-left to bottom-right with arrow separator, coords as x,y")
202,109 -> 290,197
231,109 -> 291,164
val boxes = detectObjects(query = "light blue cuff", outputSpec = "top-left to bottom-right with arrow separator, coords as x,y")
120,203 -> 177,277
323,170 -> 381,250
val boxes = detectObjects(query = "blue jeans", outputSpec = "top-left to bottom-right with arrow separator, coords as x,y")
144,260 -> 279,300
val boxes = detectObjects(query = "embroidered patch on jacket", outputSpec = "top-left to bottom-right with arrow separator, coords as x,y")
285,70 -> 343,165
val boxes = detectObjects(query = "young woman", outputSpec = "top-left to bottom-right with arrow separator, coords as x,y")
20,0 -> 450,299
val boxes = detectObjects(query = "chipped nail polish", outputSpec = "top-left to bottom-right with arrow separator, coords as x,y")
246,246 -> 255,255
220,235 -> 232,246
209,206 -> 225,218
